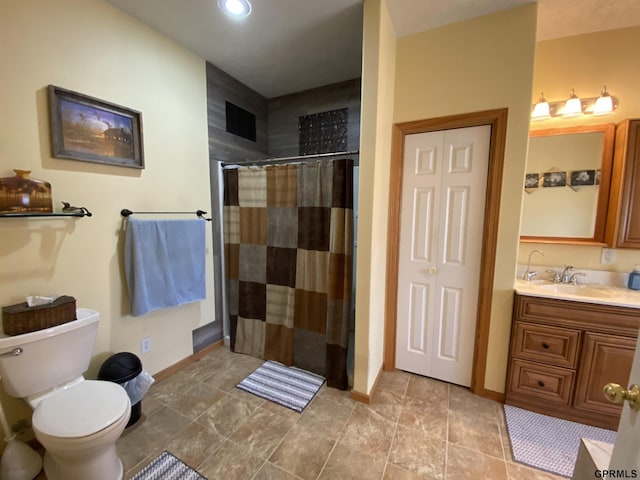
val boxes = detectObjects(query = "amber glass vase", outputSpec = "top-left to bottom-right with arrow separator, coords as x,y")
0,170 -> 53,214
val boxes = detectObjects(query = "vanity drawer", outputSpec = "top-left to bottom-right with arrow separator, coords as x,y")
509,359 -> 574,405
512,321 -> 580,368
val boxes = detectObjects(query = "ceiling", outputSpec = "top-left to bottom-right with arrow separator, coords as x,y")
106,0 -> 640,99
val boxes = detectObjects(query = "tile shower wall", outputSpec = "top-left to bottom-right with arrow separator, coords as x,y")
267,78 -> 361,158
299,108 -> 349,155
205,65 -> 360,161
206,62 -> 268,163
205,62 -> 270,348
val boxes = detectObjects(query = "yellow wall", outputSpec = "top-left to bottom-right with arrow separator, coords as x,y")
5,0 -> 624,425
393,4 -> 538,393
520,26 -> 640,271
0,0 -> 213,428
354,0 -> 396,393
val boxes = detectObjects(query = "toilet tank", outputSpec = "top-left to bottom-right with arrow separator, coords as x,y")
0,308 -> 99,398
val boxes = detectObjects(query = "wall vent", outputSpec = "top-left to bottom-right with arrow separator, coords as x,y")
226,101 -> 256,142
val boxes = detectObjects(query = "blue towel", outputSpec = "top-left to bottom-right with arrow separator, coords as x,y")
124,218 -> 206,316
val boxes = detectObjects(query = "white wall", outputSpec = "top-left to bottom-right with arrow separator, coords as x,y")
0,0 -> 214,428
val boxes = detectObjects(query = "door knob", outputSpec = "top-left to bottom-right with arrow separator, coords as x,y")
428,267 -> 437,274
603,383 -> 640,411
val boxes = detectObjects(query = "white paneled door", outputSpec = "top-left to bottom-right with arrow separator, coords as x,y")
395,126 -> 491,387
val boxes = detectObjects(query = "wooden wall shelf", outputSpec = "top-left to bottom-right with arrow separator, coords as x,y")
0,212 -> 88,218
0,205 -> 92,218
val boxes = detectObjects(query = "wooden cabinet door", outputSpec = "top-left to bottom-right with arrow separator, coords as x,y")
574,332 -> 636,417
614,119 -> 640,248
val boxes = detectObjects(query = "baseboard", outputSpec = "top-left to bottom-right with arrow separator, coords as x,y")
350,389 -> 370,403
153,340 -> 223,383
350,365 -> 383,404
192,322 -> 221,353
476,387 -> 505,403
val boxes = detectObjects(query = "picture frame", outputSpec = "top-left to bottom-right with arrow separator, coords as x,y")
524,173 -> 539,189
542,171 -> 566,187
48,85 -> 144,169
570,169 -> 596,186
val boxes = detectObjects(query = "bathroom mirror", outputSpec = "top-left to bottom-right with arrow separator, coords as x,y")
520,124 -> 615,245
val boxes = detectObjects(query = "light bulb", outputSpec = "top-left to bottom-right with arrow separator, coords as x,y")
593,86 -> 613,115
218,0 -> 251,17
531,92 -> 551,120
562,89 -> 583,118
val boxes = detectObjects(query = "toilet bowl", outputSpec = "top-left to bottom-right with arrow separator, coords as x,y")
0,309 -> 132,480
31,380 -> 131,480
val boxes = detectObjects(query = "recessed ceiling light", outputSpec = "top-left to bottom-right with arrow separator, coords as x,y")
218,0 -> 251,18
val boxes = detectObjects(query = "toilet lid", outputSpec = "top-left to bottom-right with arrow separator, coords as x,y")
33,380 -> 130,438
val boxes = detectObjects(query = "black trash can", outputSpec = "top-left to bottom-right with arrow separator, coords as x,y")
98,352 -> 143,427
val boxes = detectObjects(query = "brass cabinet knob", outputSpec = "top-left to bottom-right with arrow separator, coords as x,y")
603,383 -> 640,411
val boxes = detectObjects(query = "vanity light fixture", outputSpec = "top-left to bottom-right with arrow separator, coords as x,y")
593,85 -> 614,115
218,0 -> 251,18
530,85 -> 618,120
562,89 -> 583,118
531,92 -> 551,120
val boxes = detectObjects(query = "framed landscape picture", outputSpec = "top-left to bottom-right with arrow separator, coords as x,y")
48,85 -> 144,169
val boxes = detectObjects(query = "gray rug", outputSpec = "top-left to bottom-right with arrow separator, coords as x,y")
131,450 -> 206,480
236,360 -> 325,412
504,405 -> 616,477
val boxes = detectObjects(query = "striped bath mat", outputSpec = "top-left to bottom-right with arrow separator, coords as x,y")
132,451 -> 206,480
236,360 -> 325,412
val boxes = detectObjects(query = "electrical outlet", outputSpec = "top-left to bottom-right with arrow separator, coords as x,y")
141,336 -> 152,354
601,248 -> 616,265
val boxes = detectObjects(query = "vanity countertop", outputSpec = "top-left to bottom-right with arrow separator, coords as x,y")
514,279 -> 640,309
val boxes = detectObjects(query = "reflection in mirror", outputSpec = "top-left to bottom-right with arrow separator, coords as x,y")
522,131 -> 602,236
520,124 -> 615,245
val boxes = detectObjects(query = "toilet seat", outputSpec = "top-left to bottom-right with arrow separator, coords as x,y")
33,380 -> 130,438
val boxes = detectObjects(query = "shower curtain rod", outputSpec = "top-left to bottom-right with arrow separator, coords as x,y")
219,150 -> 359,167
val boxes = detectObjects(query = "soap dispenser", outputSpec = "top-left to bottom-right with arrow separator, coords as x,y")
628,266 -> 640,290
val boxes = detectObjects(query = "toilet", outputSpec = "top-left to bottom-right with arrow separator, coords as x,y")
0,309 -> 131,480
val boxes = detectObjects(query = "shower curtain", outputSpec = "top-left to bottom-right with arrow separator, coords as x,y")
223,158 -> 353,390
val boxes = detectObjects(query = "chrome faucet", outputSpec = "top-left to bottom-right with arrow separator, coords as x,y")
561,265 -> 574,283
547,265 -> 586,284
568,272 -> 586,285
546,270 -> 562,283
523,249 -> 544,281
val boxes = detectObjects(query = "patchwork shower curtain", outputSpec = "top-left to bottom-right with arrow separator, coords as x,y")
223,159 -> 353,389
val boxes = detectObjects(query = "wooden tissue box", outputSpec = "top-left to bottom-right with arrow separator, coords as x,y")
2,296 -> 77,335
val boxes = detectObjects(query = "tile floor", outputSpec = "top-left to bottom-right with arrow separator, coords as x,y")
107,345 -> 567,480
2,344 -> 558,480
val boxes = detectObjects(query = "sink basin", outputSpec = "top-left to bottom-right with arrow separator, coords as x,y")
540,284 -> 622,298
520,279 -> 550,286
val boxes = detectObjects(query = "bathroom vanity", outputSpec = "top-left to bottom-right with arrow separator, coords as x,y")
505,285 -> 640,430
